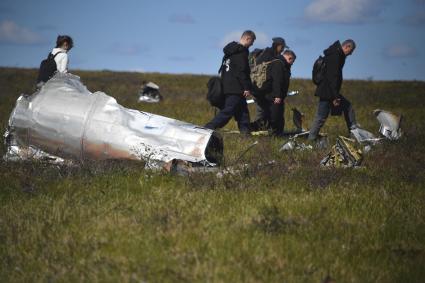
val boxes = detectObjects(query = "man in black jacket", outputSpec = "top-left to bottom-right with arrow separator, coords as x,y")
308,39 -> 357,140
204,30 -> 256,134
251,49 -> 296,136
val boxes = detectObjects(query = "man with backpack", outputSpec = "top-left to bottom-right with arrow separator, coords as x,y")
251,49 -> 296,136
37,35 -> 74,88
204,30 -> 256,134
308,39 -> 358,141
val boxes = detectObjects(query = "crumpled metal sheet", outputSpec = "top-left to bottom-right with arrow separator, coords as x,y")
350,127 -> 382,144
374,109 -> 402,140
5,73 -> 222,166
138,81 -> 162,103
280,131 -> 328,151
320,136 -> 363,168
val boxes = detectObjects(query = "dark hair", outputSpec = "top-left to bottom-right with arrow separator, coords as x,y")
272,42 -> 282,55
283,49 -> 296,59
241,30 -> 256,40
342,39 -> 356,51
56,35 -> 74,50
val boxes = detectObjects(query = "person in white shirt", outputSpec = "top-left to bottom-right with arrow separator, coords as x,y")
36,35 -> 73,88
51,35 -> 73,73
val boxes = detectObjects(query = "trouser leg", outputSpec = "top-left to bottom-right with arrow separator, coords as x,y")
205,94 -> 241,130
234,98 -> 251,134
269,102 -> 284,136
251,97 -> 269,130
340,96 -> 357,131
308,100 -> 331,140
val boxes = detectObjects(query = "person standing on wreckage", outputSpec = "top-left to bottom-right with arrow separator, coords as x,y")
308,39 -> 358,141
204,30 -> 256,134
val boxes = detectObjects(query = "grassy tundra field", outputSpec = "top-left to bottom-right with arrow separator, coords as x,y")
0,67 -> 424,282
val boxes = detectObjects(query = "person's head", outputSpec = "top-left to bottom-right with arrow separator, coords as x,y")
341,39 -> 356,56
272,37 -> 289,54
283,50 -> 296,66
56,35 -> 74,51
240,30 -> 256,48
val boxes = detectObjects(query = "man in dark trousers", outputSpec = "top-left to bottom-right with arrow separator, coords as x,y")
308,39 -> 358,141
251,49 -> 296,136
250,37 -> 289,132
204,30 -> 256,134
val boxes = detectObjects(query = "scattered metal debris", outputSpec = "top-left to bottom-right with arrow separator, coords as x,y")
280,140 -> 313,151
4,73 -> 223,167
374,109 -> 402,140
320,136 -> 363,168
138,81 -> 162,103
280,131 -> 328,151
162,158 -> 276,177
350,127 -> 381,145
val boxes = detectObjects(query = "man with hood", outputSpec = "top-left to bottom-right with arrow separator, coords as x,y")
308,39 -> 358,141
251,50 -> 296,136
204,30 -> 256,134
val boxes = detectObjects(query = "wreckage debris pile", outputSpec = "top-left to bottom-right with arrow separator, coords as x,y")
280,109 -> 402,168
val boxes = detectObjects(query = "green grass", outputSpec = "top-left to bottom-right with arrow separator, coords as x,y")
0,67 -> 424,282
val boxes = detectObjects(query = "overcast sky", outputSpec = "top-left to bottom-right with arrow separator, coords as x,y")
0,0 -> 424,80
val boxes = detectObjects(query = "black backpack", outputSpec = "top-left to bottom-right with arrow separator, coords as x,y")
206,76 -> 225,109
312,55 -> 326,85
37,52 -> 63,83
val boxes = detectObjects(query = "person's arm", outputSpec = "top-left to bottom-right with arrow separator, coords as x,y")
235,53 -> 252,92
271,61 -> 285,103
55,53 -> 68,73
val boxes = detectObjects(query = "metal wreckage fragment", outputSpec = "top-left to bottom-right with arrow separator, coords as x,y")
138,81 -> 162,103
4,73 -> 223,168
320,136 -> 363,168
374,109 -> 402,140
280,107 -> 402,167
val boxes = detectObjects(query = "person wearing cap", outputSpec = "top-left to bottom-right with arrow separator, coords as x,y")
308,39 -> 358,141
251,48 -> 296,136
204,30 -> 256,134
250,37 -> 290,135
255,37 -> 289,64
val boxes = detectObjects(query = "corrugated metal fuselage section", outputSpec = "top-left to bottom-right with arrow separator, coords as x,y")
5,73 -> 223,166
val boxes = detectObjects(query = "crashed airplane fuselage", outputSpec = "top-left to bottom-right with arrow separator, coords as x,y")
5,73 -> 223,166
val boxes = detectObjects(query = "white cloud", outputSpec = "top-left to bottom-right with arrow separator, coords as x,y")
0,20 -> 44,45
219,30 -> 269,48
304,0 -> 386,24
384,44 -> 418,58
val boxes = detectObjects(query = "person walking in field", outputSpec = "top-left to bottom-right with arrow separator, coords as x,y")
204,30 -> 256,134
251,49 -> 296,136
308,39 -> 358,141
37,35 -> 74,87
250,37 -> 288,132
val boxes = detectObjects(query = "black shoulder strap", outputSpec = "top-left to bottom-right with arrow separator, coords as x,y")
49,51 -> 64,59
